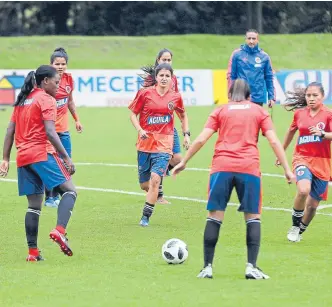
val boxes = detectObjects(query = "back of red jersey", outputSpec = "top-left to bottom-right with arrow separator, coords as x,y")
205,101 -> 273,177
55,73 -> 74,133
128,87 -> 185,154
290,106 -> 332,180
11,88 -> 57,167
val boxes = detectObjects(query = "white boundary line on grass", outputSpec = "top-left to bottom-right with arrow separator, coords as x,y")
1,177 -> 332,216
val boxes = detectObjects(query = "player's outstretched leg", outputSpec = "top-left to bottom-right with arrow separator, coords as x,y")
49,181 -> 77,256
26,194 -> 45,262
197,216 -> 222,279
245,217 -> 269,280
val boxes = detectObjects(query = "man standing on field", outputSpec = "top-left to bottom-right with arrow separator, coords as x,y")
227,29 -> 275,108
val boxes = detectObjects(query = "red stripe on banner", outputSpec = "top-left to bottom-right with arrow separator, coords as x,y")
53,153 -> 71,181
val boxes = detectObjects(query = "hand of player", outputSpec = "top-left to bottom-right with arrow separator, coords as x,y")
268,100 -> 275,108
0,160 -> 9,177
285,169 -> 296,184
183,135 -> 191,150
172,161 -> 186,177
63,156 -> 76,175
275,158 -> 281,166
309,126 -> 322,136
75,121 -> 83,133
138,129 -> 148,140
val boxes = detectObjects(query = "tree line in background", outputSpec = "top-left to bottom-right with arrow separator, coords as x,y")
0,1 -> 331,36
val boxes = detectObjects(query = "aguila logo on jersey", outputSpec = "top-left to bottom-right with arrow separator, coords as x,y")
168,102 -> 174,111
65,86 -> 71,94
316,122 -> 325,130
57,97 -> 68,108
147,115 -> 171,125
298,135 -> 322,145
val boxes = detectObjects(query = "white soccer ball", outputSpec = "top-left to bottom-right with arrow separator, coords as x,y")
162,238 -> 188,264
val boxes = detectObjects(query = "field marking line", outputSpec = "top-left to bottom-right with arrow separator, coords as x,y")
1,178 -> 332,217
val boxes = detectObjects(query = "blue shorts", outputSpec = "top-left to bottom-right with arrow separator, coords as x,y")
17,153 -> 70,196
137,151 -> 171,183
173,128 -> 181,154
58,131 -> 72,158
295,165 -> 328,201
207,172 -> 262,214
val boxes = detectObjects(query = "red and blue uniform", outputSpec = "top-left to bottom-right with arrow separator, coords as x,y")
10,88 -> 70,196
204,100 -> 274,213
54,72 -> 74,157
129,86 -> 185,183
289,106 -> 332,201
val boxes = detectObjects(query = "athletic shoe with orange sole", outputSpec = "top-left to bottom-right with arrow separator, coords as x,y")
49,229 -> 73,256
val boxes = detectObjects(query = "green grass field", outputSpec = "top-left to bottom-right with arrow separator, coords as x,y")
1,106 -> 332,307
1,34 -> 332,69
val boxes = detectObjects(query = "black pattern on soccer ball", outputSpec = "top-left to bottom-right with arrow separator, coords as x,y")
178,247 -> 184,260
164,251 -> 175,260
167,240 -> 177,248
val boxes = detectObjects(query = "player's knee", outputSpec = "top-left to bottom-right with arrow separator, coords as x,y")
297,186 -> 310,198
150,173 -> 161,188
171,154 -> 182,166
62,190 -> 78,200
140,182 -> 149,192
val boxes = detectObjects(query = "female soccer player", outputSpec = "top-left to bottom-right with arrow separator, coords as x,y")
45,47 -> 83,208
129,63 -> 189,227
0,65 -> 78,261
278,82 -> 332,242
173,79 -> 295,280
144,48 -> 190,204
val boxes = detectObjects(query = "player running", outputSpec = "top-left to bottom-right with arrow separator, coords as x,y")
277,82 -> 332,242
129,63 -> 189,227
0,65 -> 77,261
143,48 -> 190,204
45,47 -> 83,208
173,79 -> 295,279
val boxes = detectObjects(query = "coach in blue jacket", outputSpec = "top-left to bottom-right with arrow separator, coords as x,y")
227,29 -> 275,107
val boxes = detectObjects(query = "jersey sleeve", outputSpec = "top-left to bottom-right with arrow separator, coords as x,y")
327,111 -> 332,132
69,74 -> 74,92
173,76 -> 179,92
10,108 -> 17,123
128,89 -> 146,115
289,112 -> 298,132
260,110 -> 274,134
40,96 -> 57,121
205,108 -> 222,132
174,94 -> 185,114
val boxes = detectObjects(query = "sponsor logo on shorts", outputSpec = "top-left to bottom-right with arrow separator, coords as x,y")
147,115 -> 171,125
297,170 -> 304,176
298,135 -> 321,145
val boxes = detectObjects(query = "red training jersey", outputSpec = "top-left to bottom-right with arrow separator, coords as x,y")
128,86 -> 185,154
205,100 -> 274,177
55,72 -> 74,133
289,105 -> 332,181
10,88 -> 57,167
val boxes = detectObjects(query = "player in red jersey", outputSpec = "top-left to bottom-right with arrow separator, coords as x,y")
0,65 -> 77,261
129,63 -> 189,227
45,47 -> 83,208
143,48 -> 190,204
173,79 -> 294,279
277,82 -> 332,243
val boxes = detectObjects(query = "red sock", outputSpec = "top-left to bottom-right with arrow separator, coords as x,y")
29,248 -> 39,256
56,225 -> 66,234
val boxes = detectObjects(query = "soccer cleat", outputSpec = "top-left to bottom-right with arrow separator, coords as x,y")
49,229 -> 73,256
287,226 -> 301,242
26,254 -> 45,262
53,195 -> 61,206
44,197 -> 57,208
197,264 -> 213,279
139,216 -> 149,227
245,263 -> 270,280
157,197 -> 171,205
